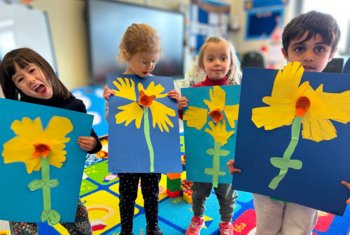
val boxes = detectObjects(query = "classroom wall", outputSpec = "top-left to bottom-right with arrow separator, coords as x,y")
30,0 -> 89,90
29,0 -> 295,90
231,0 -> 296,60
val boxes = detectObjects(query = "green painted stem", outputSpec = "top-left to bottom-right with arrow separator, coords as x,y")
211,142 -> 220,187
143,108 -> 155,172
41,157 -> 51,212
269,117 -> 303,189
282,117 -> 302,161
205,141 -> 228,188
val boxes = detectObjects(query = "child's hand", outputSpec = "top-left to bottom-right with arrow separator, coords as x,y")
167,89 -> 181,101
78,136 -> 97,152
103,85 -> 115,100
227,160 -> 241,174
341,181 -> 350,204
178,96 -> 188,110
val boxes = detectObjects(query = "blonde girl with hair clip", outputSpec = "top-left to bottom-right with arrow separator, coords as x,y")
177,36 -> 242,235
185,36 -> 242,87
104,23 -> 176,235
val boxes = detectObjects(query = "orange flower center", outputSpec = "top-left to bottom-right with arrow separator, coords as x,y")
209,109 -> 224,123
32,143 -> 51,159
295,96 -> 310,117
138,90 -> 156,107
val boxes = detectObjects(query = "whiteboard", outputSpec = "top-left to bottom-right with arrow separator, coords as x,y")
0,1 -> 57,71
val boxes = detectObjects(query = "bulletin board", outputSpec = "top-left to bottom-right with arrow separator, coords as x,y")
189,0 -> 231,55
0,1 -> 57,71
245,6 -> 284,40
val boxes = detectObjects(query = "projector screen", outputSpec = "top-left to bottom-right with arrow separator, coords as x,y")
86,0 -> 185,83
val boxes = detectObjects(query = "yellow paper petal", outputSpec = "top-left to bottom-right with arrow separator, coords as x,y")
2,138 -> 41,173
203,86 -> 225,112
205,121 -> 234,145
10,117 -> 44,139
44,116 -> 73,144
112,77 -> 136,101
225,104 -> 239,128
140,81 -> 167,98
48,147 -> 66,168
252,105 -> 295,130
314,87 -> 350,123
183,106 -> 208,130
138,82 -> 145,93
115,102 -> 144,128
149,101 -> 175,132
302,116 -> 337,142
271,62 -> 304,98
263,82 -> 310,106
326,90 -> 350,114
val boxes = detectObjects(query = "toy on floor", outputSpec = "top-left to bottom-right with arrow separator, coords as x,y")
166,173 -> 182,198
181,179 -> 193,204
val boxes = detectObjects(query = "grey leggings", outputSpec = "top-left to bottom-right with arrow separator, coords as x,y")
191,182 -> 237,222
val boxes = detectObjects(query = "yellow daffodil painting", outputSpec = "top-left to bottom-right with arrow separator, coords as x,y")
107,75 -> 182,174
252,62 -> 350,190
232,63 -> 350,215
182,85 -> 241,187
0,98 -> 93,226
3,116 -> 72,226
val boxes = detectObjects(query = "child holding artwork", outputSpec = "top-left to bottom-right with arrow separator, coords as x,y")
0,48 -> 102,234
103,23 -> 170,235
228,10 -> 341,235
176,36 -> 242,235
341,181 -> 350,204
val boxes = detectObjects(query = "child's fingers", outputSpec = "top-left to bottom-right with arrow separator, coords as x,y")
103,92 -> 113,100
103,85 -> 114,100
167,89 -> 177,95
167,89 -> 182,101
232,168 -> 241,173
78,136 -> 96,151
178,102 -> 188,110
227,160 -> 241,174
341,181 -> 350,204
179,98 -> 188,106
168,92 -> 180,100
341,181 -> 350,190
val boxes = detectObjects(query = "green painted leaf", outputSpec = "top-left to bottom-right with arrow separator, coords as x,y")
28,179 -> 45,191
41,210 -> 49,221
47,210 -> 61,226
47,179 -> 59,188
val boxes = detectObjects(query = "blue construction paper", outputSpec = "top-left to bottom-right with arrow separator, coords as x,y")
182,85 -> 241,184
107,74 -> 182,173
0,98 -> 93,222
233,67 -> 350,215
